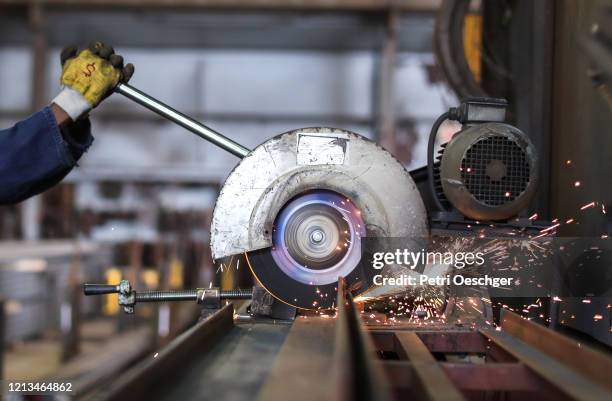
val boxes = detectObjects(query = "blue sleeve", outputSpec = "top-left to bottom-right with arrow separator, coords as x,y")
0,106 -> 94,204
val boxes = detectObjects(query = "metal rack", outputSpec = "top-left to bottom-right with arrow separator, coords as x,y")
78,279 -> 612,401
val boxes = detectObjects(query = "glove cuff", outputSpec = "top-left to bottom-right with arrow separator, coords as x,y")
52,87 -> 92,121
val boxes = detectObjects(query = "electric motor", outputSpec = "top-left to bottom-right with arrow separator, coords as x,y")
429,98 -> 538,221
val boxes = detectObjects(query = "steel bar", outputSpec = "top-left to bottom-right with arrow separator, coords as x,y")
22,2 -> 46,241
498,309 -> 612,392
115,83 -> 250,158
99,304 -> 234,401
375,9 -> 398,151
0,0 -> 442,12
334,278 -> 392,401
481,328 -> 611,401
393,331 -> 466,401
256,313 -> 336,401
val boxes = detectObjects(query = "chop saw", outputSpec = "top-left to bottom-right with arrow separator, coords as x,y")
84,82 -> 428,311
85,83 -> 539,318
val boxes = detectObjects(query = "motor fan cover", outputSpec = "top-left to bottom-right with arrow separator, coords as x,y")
439,123 -> 538,221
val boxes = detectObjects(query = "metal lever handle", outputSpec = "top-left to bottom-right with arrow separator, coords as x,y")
83,284 -> 119,295
115,83 -> 251,158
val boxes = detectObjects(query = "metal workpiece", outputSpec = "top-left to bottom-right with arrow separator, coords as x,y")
115,83 -> 251,158
99,305 -> 235,401
334,278 -> 393,401
83,280 -> 252,313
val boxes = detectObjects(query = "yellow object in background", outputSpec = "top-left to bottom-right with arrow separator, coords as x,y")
221,268 -> 234,291
103,268 -> 122,316
220,257 -> 235,291
463,13 -> 483,83
141,269 -> 160,289
139,269 -> 160,319
168,258 -> 183,289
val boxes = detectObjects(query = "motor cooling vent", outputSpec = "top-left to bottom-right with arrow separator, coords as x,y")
461,136 -> 530,206
439,123 -> 538,221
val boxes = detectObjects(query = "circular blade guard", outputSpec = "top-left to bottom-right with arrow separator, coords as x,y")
213,128 -> 429,310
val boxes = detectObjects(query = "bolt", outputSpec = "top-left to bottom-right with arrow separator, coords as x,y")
310,229 -> 325,243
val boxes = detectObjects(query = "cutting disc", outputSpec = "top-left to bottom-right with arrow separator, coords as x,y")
246,190 -> 370,309
212,128 -> 429,310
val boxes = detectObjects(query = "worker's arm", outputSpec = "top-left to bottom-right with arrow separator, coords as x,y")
50,102 -> 72,127
0,106 -> 94,204
0,41 -> 133,205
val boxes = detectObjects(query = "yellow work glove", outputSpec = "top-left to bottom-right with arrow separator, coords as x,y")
52,41 -> 134,121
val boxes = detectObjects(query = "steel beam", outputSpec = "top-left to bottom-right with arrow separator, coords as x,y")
393,331 -> 466,401
21,1 -> 46,242
0,0 -> 441,11
256,315 -> 336,401
98,304 -> 234,401
498,310 -> 612,392
481,327 -> 611,401
258,279 -> 393,401
334,278 -> 392,401
374,9 -> 398,151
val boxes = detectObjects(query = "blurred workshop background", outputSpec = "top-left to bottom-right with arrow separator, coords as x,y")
0,0 -> 610,391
